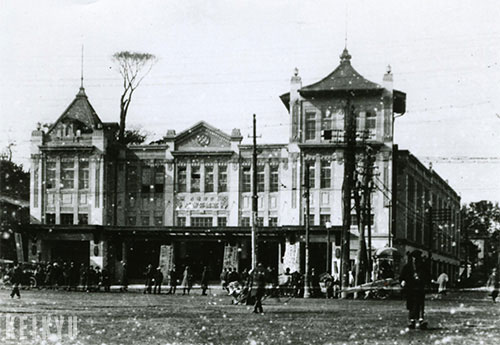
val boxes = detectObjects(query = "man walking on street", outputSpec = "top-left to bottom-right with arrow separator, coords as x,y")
200,266 -> 209,296
400,250 -> 429,329
10,263 -> 23,299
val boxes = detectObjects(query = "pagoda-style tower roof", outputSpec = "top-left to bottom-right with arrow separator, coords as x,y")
47,86 -> 103,134
280,48 -> 406,113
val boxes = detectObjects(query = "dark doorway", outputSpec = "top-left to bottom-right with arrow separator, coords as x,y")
127,241 -> 160,279
178,241 -> 224,281
49,240 -> 89,265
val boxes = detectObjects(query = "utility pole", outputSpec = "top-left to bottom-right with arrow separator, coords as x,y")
303,160 -> 311,298
364,146 -> 374,281
341,98 -> 356,298
251,114 -> 259,270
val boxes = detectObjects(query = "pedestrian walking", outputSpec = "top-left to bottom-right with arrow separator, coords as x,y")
102,267 -> 111,292
486,268 -> 499,303
154,267 -> 163,294
252,263 -> 266,314
200,266 -> 209,296
400,250 -> 429,329
435,272 -> 449,297
121,262 -> 128,292
144,264 -> 154,294
182,266 -> 193,295
167,265 -> 177,294
10,263 -> 23,299
220,267 -> 228,291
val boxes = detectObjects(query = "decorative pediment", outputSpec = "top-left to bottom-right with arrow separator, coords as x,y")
175,121 -> 232,152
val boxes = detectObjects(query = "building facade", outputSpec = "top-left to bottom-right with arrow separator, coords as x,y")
26,49 -> 460,283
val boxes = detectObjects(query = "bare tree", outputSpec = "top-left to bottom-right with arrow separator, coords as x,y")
112,51 -> 156,143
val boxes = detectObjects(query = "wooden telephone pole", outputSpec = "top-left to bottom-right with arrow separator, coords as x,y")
341,99 -> 356,298
251,114 -> 259,270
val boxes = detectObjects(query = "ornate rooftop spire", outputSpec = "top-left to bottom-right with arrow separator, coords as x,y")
340,48 -> 351,64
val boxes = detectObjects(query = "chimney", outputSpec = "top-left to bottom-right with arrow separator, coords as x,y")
290,67 -> 302,103
383,65 -> 393,92
289,68 -> 302,143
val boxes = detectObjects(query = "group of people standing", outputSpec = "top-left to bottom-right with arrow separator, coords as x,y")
143,264 -> 210,296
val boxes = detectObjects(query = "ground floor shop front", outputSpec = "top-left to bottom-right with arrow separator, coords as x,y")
21,225 -> 349,284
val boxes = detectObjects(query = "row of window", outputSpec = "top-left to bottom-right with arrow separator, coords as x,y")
305,109 -> 377,141
45,213 -> 88,225
241,165 -> 280,193
307,162 -> 332,189
178,165 -> 227,193
46,161 -> 89,190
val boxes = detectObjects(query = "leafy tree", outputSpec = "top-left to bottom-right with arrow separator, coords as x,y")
0,159 -> 29,201
122,128 -> 148,146
461,201 -> 500,237
112,51 -> 156,143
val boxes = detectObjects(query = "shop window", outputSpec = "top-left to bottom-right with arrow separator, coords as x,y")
191,217 -> 212,227
218,165 -> 227,192
241,217 -> 250,227
320,214 -> 331,226
60,213 -> 74,225
217,217 -> 227,227
45,213 -> 55,225
177,217 -> 186,226
78,214 -> 88,225
205,166 -> 214,192
269,217 -> 278,227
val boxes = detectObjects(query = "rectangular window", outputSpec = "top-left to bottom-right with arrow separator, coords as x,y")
366,111 -> 376,129
127,216 -> 136,226
305,112 -> 316,140
34,165 -> 39,206
177,217 -> 186,226
95,163 -> 100,207
257,165 -> 265,192
205,166 -> 214,192
270,165 -> 279,192
141,165 -> 152,194
142,195 -> 149,208
45,213 -> 55,225
46,161 -> 56,189
127,165 -> 138,190
191,166 -> 201,192
78,214 -> 88,225
217,217 -> 227,227
256,217 -> 264,227
308,214 -> 315,226
154,166 -> 165,193
141,213 -> 150,226
61,161 -> 74,189
307,164 -> 315,189
60,213 -> 74,225
154,212 -> 163,226
320,214 -> 331,226
177,166 -> 187,192
241,217 -> 250,227
191,217 -> 212,227
322,107 -> 333,131
128,192 -> 136,207
78,160 -> 89,189
242,167 -> 251,192
218,165 -> 227,192
408,176 -> 415,206
269,217 -> 278,227
320,161 -> 331,188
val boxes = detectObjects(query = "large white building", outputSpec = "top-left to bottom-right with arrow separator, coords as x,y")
26,49 -> 460,282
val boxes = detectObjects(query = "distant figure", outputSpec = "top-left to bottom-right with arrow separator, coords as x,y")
167,265 -> 177,295
220,268 -> 228,291
121,262 -> 128,292
154,267 -> 164,294
252,263 -> 267,314
144,264 -> 154,294
436,272 -> 449,296
200,266 -> 209,296
400,250 -> 429,329
486,268 -> 499,303
10,263 -> 23,299
182,266 -> 193,295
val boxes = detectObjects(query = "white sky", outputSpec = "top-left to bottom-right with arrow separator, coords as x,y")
0,0 -> 499,204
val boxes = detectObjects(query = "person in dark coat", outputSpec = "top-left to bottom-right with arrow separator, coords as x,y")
167,265 -> 177,294
121,262 -> 128,292
102,267 -> 111,292
68,262 -> 78,291
154,267 -> 164,294
400,250 -> 429,329
10,263 -> 23,299
144,264 -> 154,294
486,268 -> 499,303
200,266 -> 209,296
252,263 -> 267,314
79,264 -> 87,291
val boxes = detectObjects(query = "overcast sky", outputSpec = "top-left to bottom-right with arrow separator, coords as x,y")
1,0 -> 499,204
